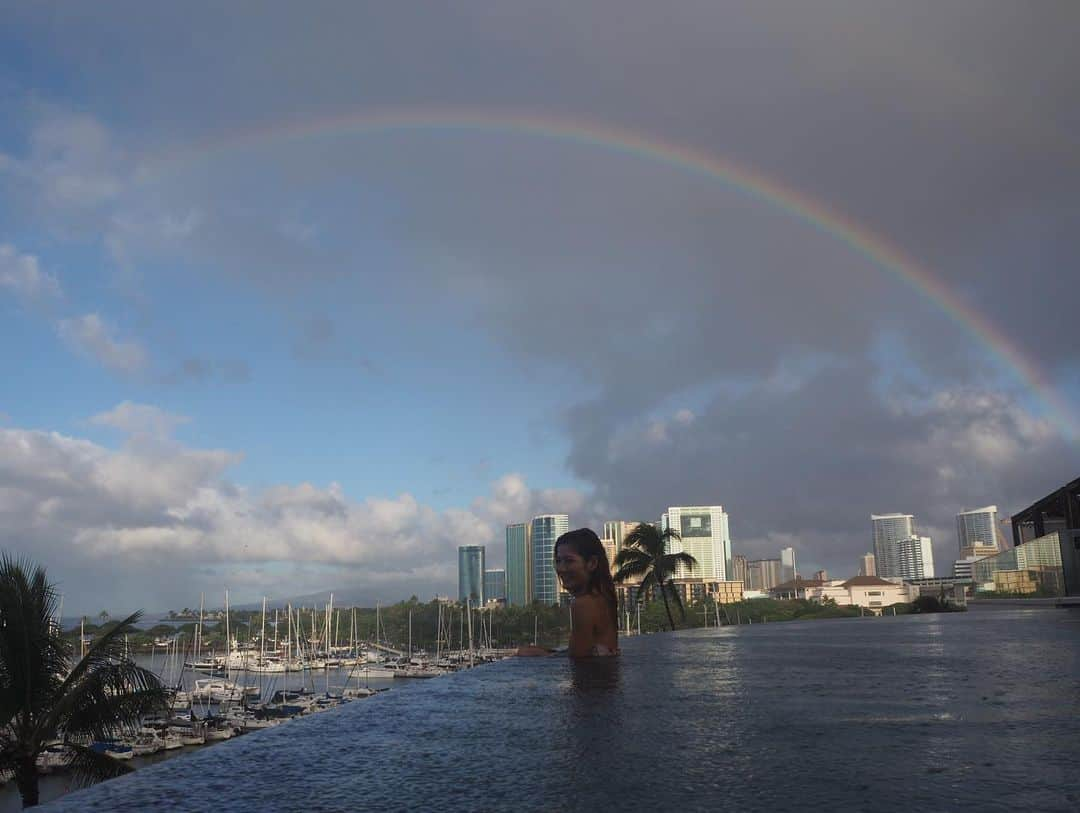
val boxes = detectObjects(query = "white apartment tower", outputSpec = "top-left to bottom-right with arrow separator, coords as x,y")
661,506 -> 732,580
780,547 -> 797,582
872,513 -> 934,579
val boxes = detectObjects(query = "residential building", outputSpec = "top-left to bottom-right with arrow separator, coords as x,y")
781,547 -> 797,582
813,569 -> 828,582
731,554 -> 748,585
872,513 -> 934,579
1011,476 -> 1080,597
747,558 -> 782,590
806,576 -> 918,613
859,553 -> 876,577
531,514 -> 569,605
505,523 -> 531,606
957,506 -> 1000,551
483,569 -> 506,604
458,545 -> 485,606
661,506 -> 732,580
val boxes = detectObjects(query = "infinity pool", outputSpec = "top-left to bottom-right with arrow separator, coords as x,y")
46,608 -> 1080,812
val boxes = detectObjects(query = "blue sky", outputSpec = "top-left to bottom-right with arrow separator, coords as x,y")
1,2 -> 1077,613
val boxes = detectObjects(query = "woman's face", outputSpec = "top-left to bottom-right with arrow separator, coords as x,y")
555,545 -> 596,595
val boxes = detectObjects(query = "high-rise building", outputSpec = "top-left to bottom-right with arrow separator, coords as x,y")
661,506 -> 732,580
747,558 -> 782,590
531,514 -> 569,605
505,523 -> 532,606
860,553 -> 876,577
458,545 -> 486,606
601,520 -> 643,570
731,554 -> 748,585
483,569 -> 506,603
780,547 -> 797,582
813,569 -> 828,581
957,506 -> 1000,551
873,514 -> 934,579
872,513 -> 915,561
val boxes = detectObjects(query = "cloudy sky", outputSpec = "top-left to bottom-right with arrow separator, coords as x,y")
1,2 -> 1078,614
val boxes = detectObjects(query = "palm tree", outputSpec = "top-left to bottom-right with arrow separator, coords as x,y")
613,524 -> 698,631
0,556 -> 169,807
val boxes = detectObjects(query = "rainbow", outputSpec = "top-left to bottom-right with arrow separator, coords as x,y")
138,108 -> 1079,441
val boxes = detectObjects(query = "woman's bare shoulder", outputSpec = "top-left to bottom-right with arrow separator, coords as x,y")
572,593 -> 611,624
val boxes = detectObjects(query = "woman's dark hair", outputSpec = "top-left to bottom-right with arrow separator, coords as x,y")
555,528 -> 618,627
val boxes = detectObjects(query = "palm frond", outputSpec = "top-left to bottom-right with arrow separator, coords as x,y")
60,671 -> 169,742
62,741 -> 134,787
612,556 -> 652,584
0,555 -> 69,730
656,551 -> 699,581
613,547 -> 649,568
38,612 -> 168,743
621,524 -> 669,559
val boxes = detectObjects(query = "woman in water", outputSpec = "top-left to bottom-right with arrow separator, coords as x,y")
518,528 -> 620,657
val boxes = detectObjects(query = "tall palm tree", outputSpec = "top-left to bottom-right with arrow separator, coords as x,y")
0,556 -> 169,807
613,524 -> 698,631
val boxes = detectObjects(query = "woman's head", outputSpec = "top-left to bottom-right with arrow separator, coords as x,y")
555,528 -> 617,619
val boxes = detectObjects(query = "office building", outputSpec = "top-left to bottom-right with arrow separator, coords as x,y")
813,569 -> 828,582
531,514 -> 569,605
661,506 -> 732,580
957,506 -> 1000,551
458,545 -> 486,606
746,558 -> 782,591
731,554 -> 748,585
505,523 -> 532,606
872,513 -> 934,579
1011,476 -> 1080,597
781,547 -> 797,582
483,569 -> 506,604
860,553 -> 876,577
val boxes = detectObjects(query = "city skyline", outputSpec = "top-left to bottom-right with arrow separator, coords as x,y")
2,3 -> 1077,614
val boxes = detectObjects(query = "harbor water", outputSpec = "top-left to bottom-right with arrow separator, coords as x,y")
42,607 -> 1080,812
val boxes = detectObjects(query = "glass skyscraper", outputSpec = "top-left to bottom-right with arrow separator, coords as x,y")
531,514 -> 569,605
483,569 -> 506,603
505,523 -> 531,606
956,506 -> 999,551
458,545 -> 485,606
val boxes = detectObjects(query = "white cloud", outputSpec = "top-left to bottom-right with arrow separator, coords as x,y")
90,401 -> 190,438
0,415 -> 590,611
57,313 -> 148,373
17,112 -> 125,209
0,244 -> 62,301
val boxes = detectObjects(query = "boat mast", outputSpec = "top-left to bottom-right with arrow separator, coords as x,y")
466,599 -> 474,668
196,592 -> 204,662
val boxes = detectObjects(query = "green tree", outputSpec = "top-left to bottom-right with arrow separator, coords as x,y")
0,557 -> 169,807
613,524 -> 698,631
